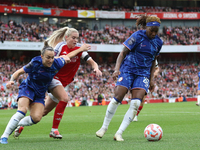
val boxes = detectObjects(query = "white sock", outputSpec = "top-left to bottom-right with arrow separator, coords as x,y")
18,116 -> 36,126
51,128 -> 58,132
101,98 -> 120,129
198,95 -> 200,104
1,111 -> 25,138
116,99 -> 141,135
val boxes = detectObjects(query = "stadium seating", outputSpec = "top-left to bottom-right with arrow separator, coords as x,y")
1,21 -> 200,45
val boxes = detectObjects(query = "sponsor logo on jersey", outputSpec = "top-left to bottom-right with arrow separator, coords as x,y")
140,43 -> 146,47
71,56 -> 79,62
38,70 -> 45,73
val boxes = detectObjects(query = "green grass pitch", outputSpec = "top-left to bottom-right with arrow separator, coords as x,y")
1,102 -> 200,150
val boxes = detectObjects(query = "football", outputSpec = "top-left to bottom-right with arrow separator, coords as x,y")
144,123 -> 163,141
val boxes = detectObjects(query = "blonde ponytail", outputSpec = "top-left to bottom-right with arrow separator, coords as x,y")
46,27 -> 69,48
46,27 -> 79,48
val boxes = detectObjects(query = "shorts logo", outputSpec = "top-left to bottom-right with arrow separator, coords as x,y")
118,77 -> 123,82
25,90 -> 30,95
143,77 -> 149,87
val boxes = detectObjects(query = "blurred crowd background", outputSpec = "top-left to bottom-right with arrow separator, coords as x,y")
0,0 -> 200,108
0,20 -> 200,45
0,59 -> 199,109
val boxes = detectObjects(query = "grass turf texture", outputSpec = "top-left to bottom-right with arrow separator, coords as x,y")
0,102 -> 200,150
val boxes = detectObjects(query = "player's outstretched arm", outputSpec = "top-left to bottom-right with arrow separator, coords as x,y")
6,68 -> 25,89
67,43 -> 91,58
60,44 -> 91,64
87,58 -> 102,77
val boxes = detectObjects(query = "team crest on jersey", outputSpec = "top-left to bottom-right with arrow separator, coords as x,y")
128,37 -> 135,45
118,77 -> 123,82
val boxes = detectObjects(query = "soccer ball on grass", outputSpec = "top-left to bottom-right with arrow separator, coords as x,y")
144,123 -> 163,141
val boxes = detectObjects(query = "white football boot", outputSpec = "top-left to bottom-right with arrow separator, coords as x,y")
96,128 -> 107,138
133,116 -> 138,122
114,133 -> 124,141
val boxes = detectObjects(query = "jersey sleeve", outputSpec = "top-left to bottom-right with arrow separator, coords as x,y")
123,32 -> 138,51
54,42 -> 66,56
23,59 -> 35,73
54,57 -> 66,70
156,38 -> 163,56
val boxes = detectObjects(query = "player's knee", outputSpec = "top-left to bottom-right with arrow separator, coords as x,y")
31,114 -> 42,123
59,96 -> 69,102
18,107 -> 28,114
130,99 -> 141,110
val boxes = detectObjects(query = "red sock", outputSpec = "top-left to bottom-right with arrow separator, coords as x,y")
136,106 -> 143,116
52,101 -> 67,129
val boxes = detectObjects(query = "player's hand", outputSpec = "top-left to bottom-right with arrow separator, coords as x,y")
6,81 -> 15,89
94,68 -> 102,77
81,44 -> 91,51
149,81 -> 155,92
60,55 -> 71,63
112,70 -> 120,81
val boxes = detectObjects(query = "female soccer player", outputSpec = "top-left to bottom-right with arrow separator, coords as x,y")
0,41 -> 90,144
14,27 -> 102,139
96,15 -> 163,141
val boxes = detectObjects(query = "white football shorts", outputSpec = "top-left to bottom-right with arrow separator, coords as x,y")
48,78 -> 63,103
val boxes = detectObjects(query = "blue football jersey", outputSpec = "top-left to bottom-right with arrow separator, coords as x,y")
198,72 -> 200,88
22,56 -> 65,97
122,30 -> 163,78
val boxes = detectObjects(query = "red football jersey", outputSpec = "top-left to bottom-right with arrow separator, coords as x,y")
54,44 -> 82,87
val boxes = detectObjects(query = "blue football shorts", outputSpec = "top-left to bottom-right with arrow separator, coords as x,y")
116,72 -> 150,93
17,82 -> 45,105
